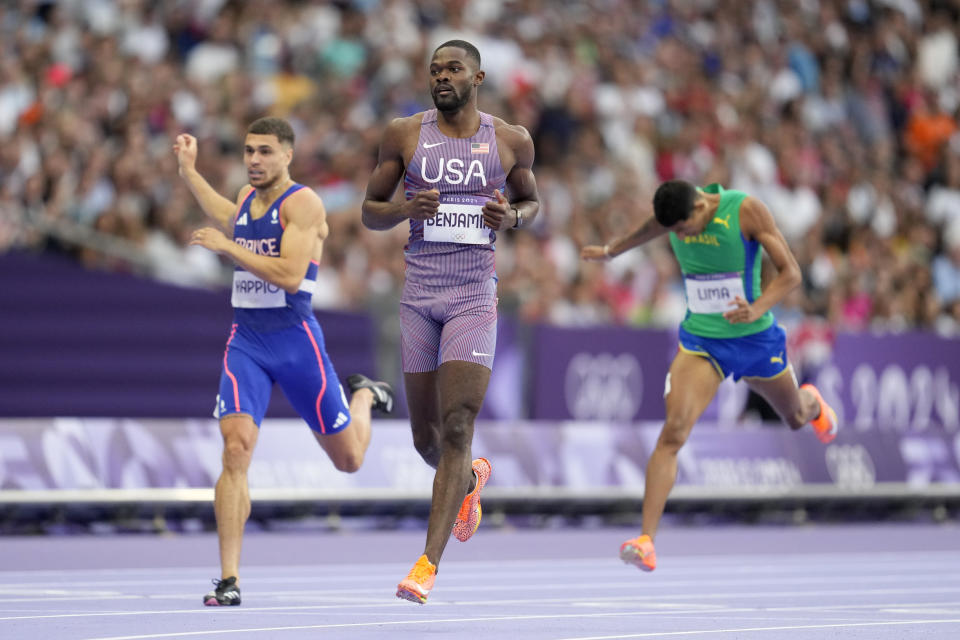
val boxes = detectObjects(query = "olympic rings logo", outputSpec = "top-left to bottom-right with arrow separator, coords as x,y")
825,444 -> 876,489
564,352 -> 643,421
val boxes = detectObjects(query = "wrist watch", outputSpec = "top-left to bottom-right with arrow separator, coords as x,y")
511,205 -> 522,228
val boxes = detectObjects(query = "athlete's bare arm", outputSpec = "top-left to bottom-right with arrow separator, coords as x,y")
580,209 -> 669,261
722,196 -> 802,324
190,189 -> 320,294
173,134 -> 245,233
362,116 -> 439,230
314,216 -> 329,263
483,121 -> 540,230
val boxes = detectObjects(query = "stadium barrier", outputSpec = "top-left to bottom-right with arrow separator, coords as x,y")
1,417 -> 957,526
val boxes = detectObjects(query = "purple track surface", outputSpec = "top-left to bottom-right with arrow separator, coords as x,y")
1,523 -> 959,639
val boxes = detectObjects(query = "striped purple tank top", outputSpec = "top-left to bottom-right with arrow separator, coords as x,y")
403,109 -> 507,286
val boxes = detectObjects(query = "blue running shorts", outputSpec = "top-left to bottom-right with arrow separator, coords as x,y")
215,317 -> 351,434
678,323 -> 790,381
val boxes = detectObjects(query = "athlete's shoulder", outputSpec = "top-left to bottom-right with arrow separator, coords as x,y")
739,194 -> 771,215
380,113 -> 426,156
285,183 -> 323,208
237,184 -> 255,203
492,117 -> 534,166
280,184 -> 324,224
738,194 -> 775,236
491,116 -> 532,143
384,112 -> 426,135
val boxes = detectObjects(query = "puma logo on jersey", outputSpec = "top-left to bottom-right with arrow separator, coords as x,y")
770,353 -> 784,365
712,213 -> 731,229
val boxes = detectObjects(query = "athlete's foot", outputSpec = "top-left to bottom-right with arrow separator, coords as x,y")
203,576 -> 241,606
396,554 -> 436,604
452,458 -> 491,542
801,383 -> 838,444
346,374 -> 395,414
620,535 -> 656,572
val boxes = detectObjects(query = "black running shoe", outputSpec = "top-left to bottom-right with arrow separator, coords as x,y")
203,576 -> 241,606
346,374 -> 395,414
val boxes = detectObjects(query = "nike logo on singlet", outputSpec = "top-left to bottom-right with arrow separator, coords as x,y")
423,141 -> 445,149
471,350 -> 493,358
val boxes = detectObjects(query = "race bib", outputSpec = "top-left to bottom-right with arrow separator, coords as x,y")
231,271 -> 315,308
684,272 -> 745,314
423,194 -> 491,245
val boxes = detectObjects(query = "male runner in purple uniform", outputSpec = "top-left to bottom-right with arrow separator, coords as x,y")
174,117 -> 394,607
362,40 -> 540,604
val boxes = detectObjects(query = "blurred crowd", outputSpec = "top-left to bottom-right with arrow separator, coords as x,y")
2,0 -> 959,341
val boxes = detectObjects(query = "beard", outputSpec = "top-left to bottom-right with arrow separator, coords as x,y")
432,86 -> 470,112
249,170 -> 280,190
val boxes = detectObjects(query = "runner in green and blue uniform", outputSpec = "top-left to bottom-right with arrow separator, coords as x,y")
582,179 -> 839,573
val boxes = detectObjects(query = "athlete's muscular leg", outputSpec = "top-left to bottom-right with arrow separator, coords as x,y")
418,361 -> 490,566
744,366 -> 820,430
642,353 -> 722,540
404,371 -> 443,468
346,387 -> 374,460
215,414 -> 259,581
311,388 -> 375,473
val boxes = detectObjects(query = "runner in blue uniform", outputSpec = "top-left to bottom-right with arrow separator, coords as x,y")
174,117 -> 394,607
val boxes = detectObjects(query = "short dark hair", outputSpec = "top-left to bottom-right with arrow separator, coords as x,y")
433,39 -> 481,67
653,180 -> 698,227
246,117 -> 294,146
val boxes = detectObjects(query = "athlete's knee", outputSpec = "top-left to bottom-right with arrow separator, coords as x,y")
221,434 -> 254,472
657,416 -> 694,452
440,407 -> 476,451
331,449 -> 364,473
411,424 -> 441,465
220,416 -> 257,472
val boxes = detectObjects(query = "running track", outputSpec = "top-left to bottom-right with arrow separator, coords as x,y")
1,523 -> 958,639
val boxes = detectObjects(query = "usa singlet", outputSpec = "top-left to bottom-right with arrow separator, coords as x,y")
399,109 -> 507,372
216,183 -> 352,434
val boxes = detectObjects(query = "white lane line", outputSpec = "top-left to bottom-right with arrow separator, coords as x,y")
884,607 -> 960,615
3,571 -> 960,601
6,582 -> 960,606
77,612 -> 753,640
4,583 -> 960,607
0,603 -> 403,620
3,559 -> 960,589
0,602 -> 722,621
77,615 -> 960,640
4,597 -> 960,623
2,550 -> 959,578
0,589 -> 124,596
4,560 -> 960,596
0,596 -> 143,603
557,619 -> 960,639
